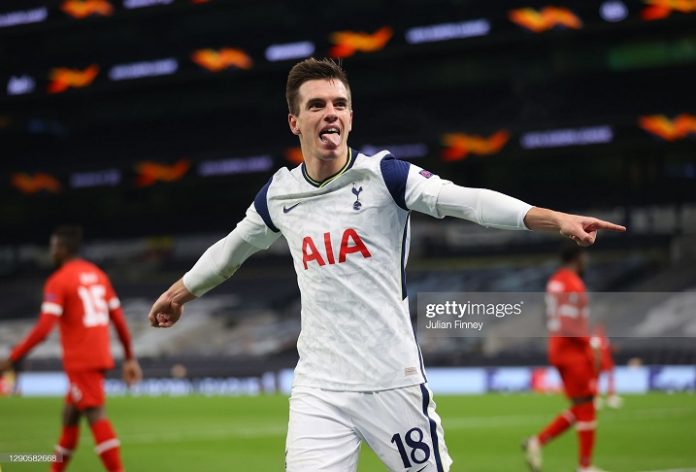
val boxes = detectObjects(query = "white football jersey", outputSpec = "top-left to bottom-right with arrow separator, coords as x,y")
235,148 -> 448,391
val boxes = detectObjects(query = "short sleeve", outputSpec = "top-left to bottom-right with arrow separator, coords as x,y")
237,203 -> 282,250
380,154 -> 448,217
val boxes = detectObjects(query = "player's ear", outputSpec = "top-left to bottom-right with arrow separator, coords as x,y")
288,114 -> 300,135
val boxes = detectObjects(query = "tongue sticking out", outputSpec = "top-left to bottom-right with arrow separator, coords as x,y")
321,132 -> 340,148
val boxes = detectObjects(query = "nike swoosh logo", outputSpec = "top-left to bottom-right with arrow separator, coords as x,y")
414,466 -> 428,472
283,202 -> 301,213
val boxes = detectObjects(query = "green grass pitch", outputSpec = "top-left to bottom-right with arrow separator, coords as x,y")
1,393 -> 694,471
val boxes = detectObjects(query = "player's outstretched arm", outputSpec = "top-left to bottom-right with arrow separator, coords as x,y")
148,278 -> 196,328
524,207 -> 626,246
147,222 -> 270,329
4,313 -> 58,366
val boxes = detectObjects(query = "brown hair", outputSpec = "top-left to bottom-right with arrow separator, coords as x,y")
560,243 -> 584,263
286,57 -> 351,116
52,225 -> 83,254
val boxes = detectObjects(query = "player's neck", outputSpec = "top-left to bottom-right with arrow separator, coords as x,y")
303,148 -> 349,183
57,255 -> 78,267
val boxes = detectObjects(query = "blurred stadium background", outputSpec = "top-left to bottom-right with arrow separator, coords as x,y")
1,0 -> 695,470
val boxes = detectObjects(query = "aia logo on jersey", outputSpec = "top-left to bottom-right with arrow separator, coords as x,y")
302,228 -> 372,269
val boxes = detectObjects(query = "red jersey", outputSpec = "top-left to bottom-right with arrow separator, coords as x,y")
11,258 -> 133,371
546,268 -> 592,365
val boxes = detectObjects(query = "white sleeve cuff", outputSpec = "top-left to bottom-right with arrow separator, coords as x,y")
41,302 -> 63,316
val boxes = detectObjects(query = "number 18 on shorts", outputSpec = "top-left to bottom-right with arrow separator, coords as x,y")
285,384 -> 452,471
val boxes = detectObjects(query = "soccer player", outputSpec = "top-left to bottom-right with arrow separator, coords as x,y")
147,58 -> 625,471
0,226 -> 142,472
523,245 -> 604,472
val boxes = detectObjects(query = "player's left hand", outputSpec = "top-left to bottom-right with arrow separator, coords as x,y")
122,358 -> 143,387
559,214 -> 626,247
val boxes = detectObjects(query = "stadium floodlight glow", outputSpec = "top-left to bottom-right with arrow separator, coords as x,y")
405,20 -> 490,44
265,41 -> 316,62
198,155 -> 274,176
191,48 -> 253,72
48,65 -> 99,94
11,173 -> 62,194
123,0 -> 174,9
441,131 -> 510,161
61,0 -> 114,19
639,114 -> 696,141
329,26 -> 393,58
136,159 -> 190,187
360,143 -> 429,160
642,0 -> 696,21
520,126 -> 613,149
509,7 -> 583,32
284,147 -> 304,165
7,75 -> 36,96
0,7 -> 48,28
108,58 -> 178,81
600,1 -> 628,22
70,169 -> 121,188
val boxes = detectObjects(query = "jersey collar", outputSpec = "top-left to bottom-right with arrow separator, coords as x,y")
301,148 -> 357,188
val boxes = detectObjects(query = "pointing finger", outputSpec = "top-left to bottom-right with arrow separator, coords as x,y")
587,220 -> 626,232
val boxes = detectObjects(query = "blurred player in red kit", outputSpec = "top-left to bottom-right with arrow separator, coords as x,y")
0,226 -> 142,472
523,245 -> 604,472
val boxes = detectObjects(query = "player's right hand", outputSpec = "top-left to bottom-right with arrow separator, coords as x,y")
559,214 -> 626,247
147,292 -> 184,328
123,358 -> 143,386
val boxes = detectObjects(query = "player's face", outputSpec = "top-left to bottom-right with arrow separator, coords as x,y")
49,235 -> 66,267
577,253 -> 588,278
288,79 -> 353,162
